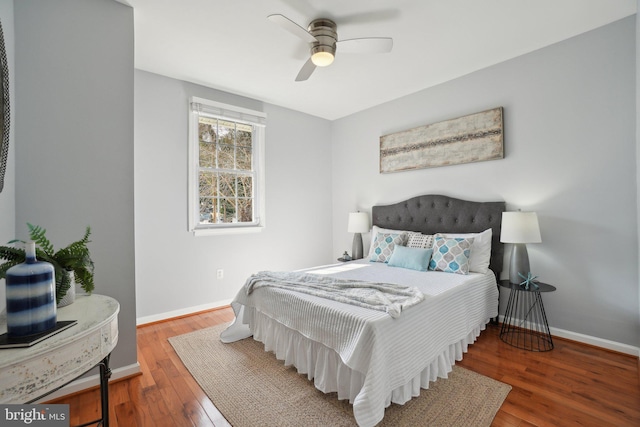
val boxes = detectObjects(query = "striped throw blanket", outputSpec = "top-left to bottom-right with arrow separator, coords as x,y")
244,271 -> 424,319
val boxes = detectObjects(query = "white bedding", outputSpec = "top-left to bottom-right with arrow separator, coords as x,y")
221,260 -> 498,427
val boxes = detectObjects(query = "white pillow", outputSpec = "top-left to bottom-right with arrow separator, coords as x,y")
436,228 -> 492,274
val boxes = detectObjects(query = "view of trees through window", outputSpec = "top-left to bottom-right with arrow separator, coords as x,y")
198,117 -> 254,224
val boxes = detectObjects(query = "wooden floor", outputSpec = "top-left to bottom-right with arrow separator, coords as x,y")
49,307 -> 640,427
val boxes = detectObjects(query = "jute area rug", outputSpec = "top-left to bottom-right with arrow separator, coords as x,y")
169,324 -> 511,427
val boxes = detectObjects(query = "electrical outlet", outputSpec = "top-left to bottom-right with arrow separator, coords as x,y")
217,269 -> 224,280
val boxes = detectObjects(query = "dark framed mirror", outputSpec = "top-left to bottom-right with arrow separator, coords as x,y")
0,18 -> 9,193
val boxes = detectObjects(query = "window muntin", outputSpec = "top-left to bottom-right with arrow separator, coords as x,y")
198,118 -> 254,224
188,97 -> 266,235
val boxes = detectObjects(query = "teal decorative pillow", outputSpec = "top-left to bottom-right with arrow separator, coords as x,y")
369,232 -> 407,263
388,245 -> 433,271
429,236 -> 474,274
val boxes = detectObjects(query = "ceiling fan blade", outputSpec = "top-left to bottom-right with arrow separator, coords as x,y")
295,58 -> 316,82
267,14 -> 317,44
335,9 -> 400,26
337,37 -> 393,54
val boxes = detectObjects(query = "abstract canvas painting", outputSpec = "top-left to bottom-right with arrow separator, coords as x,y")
380,107 -> 504,173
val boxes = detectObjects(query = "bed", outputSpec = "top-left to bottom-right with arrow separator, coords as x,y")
221,194 -> 505,427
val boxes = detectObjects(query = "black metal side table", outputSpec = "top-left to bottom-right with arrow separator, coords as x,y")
499,280 -> 556,351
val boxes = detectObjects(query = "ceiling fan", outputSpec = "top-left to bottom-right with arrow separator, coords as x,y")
267,14 -> 393,82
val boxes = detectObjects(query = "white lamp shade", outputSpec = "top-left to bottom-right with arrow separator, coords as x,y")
500,212 -> 542,243
348,212 -> 370,233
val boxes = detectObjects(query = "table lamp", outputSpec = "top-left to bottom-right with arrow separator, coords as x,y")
500,211 -> 542,284
348,212 -> 370,260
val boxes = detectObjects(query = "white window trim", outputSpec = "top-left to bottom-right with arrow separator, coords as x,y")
188,97 -> 266,236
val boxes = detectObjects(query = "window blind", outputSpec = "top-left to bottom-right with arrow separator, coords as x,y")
190,99 -> 266,127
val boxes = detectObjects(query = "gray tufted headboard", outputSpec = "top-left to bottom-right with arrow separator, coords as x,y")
371,194 -> 506,278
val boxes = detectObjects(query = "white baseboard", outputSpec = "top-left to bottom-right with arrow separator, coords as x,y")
549,326 -> 639,356
136,298 -> 233,326
498,315 -> 639,357
36,362 -> 141,403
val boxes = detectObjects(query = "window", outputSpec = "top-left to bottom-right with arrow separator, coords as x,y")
188,97 -> 266,235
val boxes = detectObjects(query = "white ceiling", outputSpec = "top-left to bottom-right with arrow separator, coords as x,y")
127,0 -> 636,120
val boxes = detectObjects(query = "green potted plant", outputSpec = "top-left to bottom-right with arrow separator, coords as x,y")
0,223 -> 94,305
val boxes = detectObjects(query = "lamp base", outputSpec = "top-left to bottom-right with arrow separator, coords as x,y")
352,233 -> 364,260
509,243 -> 530,284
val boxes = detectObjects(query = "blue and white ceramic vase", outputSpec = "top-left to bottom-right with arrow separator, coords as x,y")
5,241 -> 57,336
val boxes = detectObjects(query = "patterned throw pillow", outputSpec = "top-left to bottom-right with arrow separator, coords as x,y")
367,226 -> 412,257
436,228 -> 492,274
407,232 -> 434,249
369,232 -> 407,263
429,236 -> 474,274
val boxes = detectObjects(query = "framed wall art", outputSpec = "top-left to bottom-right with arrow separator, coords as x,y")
380,107 -> 504,173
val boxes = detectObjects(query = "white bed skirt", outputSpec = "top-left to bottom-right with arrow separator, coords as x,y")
243,306 -> 488,425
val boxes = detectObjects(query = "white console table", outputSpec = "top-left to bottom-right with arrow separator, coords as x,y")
0,294 -> 119,426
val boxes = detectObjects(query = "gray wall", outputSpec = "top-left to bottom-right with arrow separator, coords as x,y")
134,70 -> 333,320
331,17 -> 639,348
14,0 -> 136,370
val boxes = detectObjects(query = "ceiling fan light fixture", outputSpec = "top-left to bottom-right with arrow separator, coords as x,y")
309,19 -> 337,67
268,14 -> 393,81
311,49 -> 334,67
